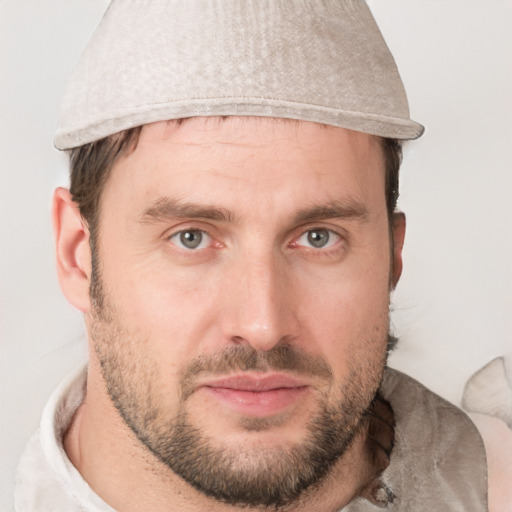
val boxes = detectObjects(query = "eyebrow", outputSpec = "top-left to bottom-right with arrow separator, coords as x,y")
139,197 -> 368,226
139,197 -> 236,224
293,199 -> 369,225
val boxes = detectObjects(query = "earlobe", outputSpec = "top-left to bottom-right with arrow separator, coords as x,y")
391,212 -> 406,289
52,187 -> 91,312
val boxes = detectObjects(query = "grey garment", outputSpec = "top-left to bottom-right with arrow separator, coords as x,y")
343,369 -> 488,511
15,366 -> 487,511
15,366 -> 116,512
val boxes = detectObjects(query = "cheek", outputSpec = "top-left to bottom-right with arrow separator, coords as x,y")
98,253 -> 225,363
296,258 -> 391,368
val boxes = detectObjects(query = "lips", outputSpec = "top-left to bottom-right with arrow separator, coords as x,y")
204,374 -> 307,391
199,374 -> 309,416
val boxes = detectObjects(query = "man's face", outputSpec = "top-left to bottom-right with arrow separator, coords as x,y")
89,117 -> 397,507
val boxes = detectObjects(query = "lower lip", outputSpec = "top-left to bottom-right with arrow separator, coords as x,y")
203,386 -> 308,416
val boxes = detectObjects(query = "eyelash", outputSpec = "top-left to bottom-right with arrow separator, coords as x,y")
292,227 -> 342,251
168,229 -> 214,251
167,226 -> 344,254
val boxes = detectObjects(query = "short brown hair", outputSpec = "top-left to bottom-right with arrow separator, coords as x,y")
69,125 -> 142,243
69,123 -> 402,240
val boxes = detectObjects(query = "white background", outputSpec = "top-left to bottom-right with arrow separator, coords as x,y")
1,1 -> 511,509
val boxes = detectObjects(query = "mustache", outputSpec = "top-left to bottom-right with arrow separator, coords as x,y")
179,345 -> 333,398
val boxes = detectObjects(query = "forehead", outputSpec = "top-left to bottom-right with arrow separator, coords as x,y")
136,117 -> 382,158
104,117 -> 386,217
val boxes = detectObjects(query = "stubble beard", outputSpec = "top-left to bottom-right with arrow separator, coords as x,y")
90,269 -> 389,509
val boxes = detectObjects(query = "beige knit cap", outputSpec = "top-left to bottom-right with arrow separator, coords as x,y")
54,0 -> 424,150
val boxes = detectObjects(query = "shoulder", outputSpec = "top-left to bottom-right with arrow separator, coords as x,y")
379,368 -> 488,511
14,364 -> 115,512
15,430 -> 83,512
382,367 -> 484,446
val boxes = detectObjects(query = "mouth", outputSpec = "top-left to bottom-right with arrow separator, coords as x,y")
199,374 -> 309,417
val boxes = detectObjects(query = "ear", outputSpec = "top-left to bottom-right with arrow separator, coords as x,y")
52,187 -> 91,313
390,212 -> 406,289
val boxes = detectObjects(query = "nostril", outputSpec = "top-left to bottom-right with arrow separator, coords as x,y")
231,335 -> 246,345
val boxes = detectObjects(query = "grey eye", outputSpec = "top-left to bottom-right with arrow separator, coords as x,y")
170,229 -> 210,250
180,230 -> 203,249
307,229 -> 330,248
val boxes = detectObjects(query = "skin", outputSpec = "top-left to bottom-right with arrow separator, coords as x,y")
53,117 -> 405,511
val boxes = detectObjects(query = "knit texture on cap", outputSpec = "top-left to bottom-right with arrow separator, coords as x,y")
55,0 -> 424,149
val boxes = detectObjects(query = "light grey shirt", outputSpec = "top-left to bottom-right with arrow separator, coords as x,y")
15,366 -> 488,511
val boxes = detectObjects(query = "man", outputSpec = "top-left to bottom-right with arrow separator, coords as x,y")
15,1 -> 488,511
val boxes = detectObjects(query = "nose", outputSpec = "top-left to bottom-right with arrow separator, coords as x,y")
220,251 -> 299,352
